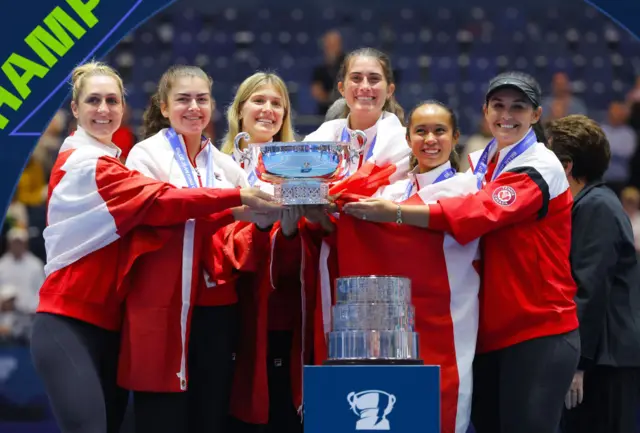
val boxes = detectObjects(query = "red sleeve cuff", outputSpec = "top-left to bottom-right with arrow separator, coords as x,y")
211,188 -> 243,211
428,203 -> 451,231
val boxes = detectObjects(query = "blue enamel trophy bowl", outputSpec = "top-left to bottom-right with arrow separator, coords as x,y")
234,132 -> 359,205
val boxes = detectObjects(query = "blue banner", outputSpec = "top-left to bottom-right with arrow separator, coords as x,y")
0,0 -> 175,226
303,365 -> 440,433
0,343 -> 54,430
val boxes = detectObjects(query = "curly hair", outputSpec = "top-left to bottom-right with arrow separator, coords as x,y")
545,114 -> 611,182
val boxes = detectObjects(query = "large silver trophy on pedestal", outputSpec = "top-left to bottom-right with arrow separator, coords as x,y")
234,130 -> 366,205
326,276 -> 423,365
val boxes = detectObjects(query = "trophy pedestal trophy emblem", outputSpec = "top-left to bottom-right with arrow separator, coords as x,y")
325,276 -> 423,365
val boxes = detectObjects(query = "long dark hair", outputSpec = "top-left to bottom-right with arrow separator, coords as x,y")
336,47 -> 405,124
405,100 -> 461,171
142,65 -> 213,139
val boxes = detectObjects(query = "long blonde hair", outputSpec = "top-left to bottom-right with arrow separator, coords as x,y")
221,72 -> 295,154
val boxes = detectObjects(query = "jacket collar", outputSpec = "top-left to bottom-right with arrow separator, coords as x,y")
573,179 -> 606,207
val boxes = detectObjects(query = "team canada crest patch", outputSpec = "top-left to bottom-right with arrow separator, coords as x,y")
492,185 -> 517,206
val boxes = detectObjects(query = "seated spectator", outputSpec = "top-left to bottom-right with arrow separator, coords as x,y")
541,72 -> 588,121
0,228 -> 44,313
0,284 -> 32,342
620,186 -> 640,253
601,102 -> 637,195
15,158 -> 46,208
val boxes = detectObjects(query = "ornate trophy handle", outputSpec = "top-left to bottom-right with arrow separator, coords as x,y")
233,132 -> 253,165
349,130 -> 367,164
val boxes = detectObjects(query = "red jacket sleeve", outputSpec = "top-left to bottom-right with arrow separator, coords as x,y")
94,156 -> 242,235
429,167 -> 550,245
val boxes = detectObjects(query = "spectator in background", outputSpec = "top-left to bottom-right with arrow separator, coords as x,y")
546,115 -> 640,433
458,119 -> 492,172
623,77 -> 640,190
601,101 -> 637,196
310,30 -> 345,115
0,284 -> 32,342
541,72 -> 587,121
15,158 -> 46,208
324,97 -> 347,122
5,195 -> 28,230
620,186 -> 640,253
0,227 -> 44,313
33,110 -> 67,178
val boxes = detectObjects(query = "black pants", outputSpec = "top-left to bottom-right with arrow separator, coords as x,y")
133,305 -> 238,433
229,331 -> 303,433
30,312 -> 128,433
560,366 -> 640,433
471,329 -> 580,433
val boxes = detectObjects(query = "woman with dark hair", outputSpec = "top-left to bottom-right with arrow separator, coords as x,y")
327,100 -> 481,433
343,71 -> 580,433
547,114 -> 640,433
120,65 -> 281,433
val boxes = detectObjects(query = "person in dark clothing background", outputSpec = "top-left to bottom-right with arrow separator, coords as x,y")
310,30 -> 345,115
546,114 -> 640,433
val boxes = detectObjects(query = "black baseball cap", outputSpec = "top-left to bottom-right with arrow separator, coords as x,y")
485,74 -> 541,107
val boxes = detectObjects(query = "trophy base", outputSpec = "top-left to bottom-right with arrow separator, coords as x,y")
328,330 -> 419,360
323,358 -> 424,366
273,180 -> 330,205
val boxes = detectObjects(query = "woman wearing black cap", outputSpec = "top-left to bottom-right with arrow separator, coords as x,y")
343,71 -> 580,433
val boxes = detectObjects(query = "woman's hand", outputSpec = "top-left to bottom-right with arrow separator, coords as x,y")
281,205 -> 305,237
342,198 -> 397,223
239,187 -> 281,212
304,205 -> 336,233
232,206 -> 281,229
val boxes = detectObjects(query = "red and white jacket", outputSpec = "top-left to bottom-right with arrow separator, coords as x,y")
225,142 -> 307,425
117,129 -> 245,392
429,135 -> 579,353
317,163 -> 480,433
228,114 -> 412,424
37,127 -> 242,333
304,112 -> 411,197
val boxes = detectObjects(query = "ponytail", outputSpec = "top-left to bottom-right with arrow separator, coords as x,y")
449,148 -> 460,171
532,122 -> 548,147
142,93 -> 170,139
384,98 -> 406,126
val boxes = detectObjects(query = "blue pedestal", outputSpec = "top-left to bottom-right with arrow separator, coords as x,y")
303,364 -> 440,432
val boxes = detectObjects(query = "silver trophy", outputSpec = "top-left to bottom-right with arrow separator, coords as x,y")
326,276 -> 422,365
233,131 -> 367,205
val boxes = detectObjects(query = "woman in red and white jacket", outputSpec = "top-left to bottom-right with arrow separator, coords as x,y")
119,66 -> 281,433
301,47 -> 410,368
218,71 -> 306,433
29,61 -> 277,433
330,100 -> 480,433
344,71 -> 580,433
